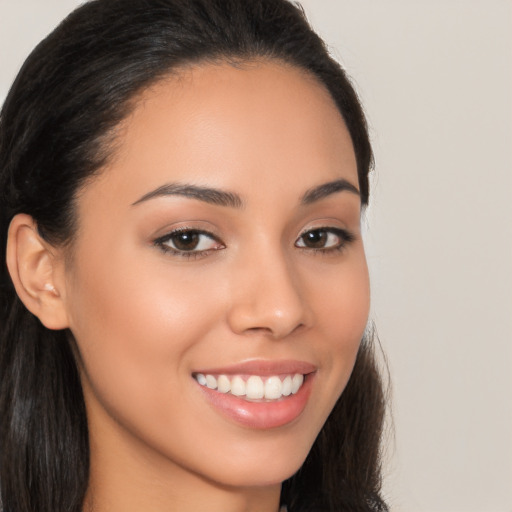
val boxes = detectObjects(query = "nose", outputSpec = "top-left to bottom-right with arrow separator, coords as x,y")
226,247 -> 312,339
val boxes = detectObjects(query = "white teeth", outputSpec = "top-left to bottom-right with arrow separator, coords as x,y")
230,376 -> 246,396
291,374 -> 304,394
246,376 -> 264,399
205,374 -> 217,389
194,372 -> 306,400
264,376 -> 283,399
217,374 -> 231,393
282,376 -> 292,396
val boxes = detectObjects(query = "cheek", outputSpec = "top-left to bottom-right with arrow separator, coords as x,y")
307,249 -> 370,397
312,247 -> 370,339
65,247 -> 222,424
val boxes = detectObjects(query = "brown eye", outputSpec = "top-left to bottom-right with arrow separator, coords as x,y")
171,231 -> 201,251
301,230 -> 328,248
295,228 -> 353,251
155,229 -> 223,255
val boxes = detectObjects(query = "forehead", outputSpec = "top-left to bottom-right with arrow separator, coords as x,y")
84,60 -> 357,209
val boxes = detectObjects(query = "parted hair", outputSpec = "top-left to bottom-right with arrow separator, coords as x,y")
0,1 -> 388,510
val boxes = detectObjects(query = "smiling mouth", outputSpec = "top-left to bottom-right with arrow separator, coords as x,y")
193,373 -> 305,401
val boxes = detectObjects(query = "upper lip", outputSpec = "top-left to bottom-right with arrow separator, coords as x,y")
192,359 -> 317,376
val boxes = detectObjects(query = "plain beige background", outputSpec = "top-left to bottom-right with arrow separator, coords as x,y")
1,1 -> 511,511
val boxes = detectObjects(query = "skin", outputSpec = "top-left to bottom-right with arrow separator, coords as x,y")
10,61 -> 370,512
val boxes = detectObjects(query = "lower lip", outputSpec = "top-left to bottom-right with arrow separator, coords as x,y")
196,374 -> 314,429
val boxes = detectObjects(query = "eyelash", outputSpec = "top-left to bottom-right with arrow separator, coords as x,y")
153,226 -> 355,259
296,227 -> 355,254
153,228 -> 224,260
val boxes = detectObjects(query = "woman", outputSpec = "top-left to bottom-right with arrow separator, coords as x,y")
0,1 -> 388,511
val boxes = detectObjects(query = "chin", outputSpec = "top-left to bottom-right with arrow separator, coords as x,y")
213,465 -> 300,489
200,440 -> 312,489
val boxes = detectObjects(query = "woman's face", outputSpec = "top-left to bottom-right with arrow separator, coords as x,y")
61,61 -> 370,490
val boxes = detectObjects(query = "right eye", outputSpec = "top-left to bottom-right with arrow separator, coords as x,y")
295,227 -> 354,253
154,228 -> 224,258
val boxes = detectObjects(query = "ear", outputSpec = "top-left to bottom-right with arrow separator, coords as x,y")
6,214 -> 70,330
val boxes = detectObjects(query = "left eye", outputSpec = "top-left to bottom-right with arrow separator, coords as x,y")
295,228 -> 352,250
155,229 -> 222,253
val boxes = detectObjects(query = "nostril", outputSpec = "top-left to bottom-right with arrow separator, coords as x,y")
245,326 -> 275,336
245,323 -> 304,339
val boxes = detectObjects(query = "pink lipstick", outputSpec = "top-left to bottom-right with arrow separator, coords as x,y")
192,360 -> 316,429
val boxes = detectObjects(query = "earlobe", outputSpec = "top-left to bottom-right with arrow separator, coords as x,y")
6,214 -> 70,330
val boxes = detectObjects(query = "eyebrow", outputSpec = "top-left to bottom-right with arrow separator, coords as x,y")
132,183 -> 244,208
132,178 -> 360,208
300,179 -> 360,204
